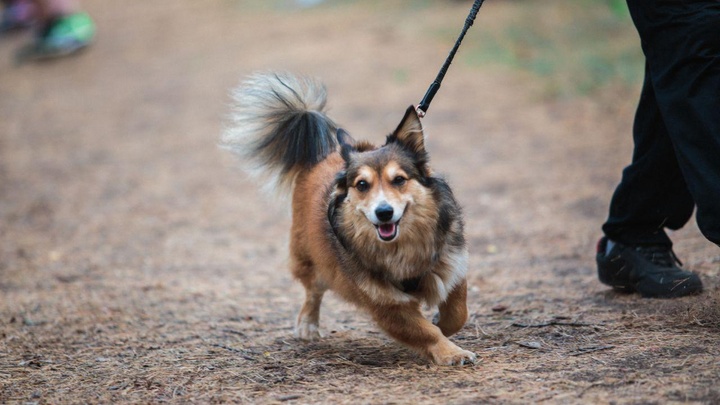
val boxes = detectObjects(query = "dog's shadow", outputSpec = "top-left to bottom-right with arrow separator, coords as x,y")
285,334 -> 424,368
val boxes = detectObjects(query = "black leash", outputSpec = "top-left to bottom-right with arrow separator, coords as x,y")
416,0 -> 485,118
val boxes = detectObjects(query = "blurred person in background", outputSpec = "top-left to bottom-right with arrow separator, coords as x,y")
1,0 -> 94,60
0,0 -> 35,31
596,1 -> 719,299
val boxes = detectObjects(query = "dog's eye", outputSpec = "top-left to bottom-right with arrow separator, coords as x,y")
355,180 -> 370,192
391,176 -> 407,187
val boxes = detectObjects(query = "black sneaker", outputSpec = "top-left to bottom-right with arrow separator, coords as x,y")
596,237 -> 703,298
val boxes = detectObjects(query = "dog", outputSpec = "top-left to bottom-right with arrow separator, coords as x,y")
222,72 -> 475,366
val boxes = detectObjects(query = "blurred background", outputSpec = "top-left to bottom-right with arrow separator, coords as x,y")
3,1 -> 718,403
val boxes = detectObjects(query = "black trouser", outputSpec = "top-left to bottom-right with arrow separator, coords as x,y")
602,0 -> 720,247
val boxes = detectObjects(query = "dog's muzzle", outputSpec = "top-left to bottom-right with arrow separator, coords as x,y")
374,203 -> 399,242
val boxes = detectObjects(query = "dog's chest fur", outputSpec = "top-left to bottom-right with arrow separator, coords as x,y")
326,179 -> 467,306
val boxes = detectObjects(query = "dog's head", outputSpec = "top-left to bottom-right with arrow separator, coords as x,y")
332,106 -> 436,244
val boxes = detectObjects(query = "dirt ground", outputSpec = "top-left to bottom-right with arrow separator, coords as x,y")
1,1 -> 719,404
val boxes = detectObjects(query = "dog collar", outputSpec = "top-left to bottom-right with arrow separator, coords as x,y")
395,276 -> 422,293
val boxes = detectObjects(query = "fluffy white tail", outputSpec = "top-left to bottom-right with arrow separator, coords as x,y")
221,72 -> 338,196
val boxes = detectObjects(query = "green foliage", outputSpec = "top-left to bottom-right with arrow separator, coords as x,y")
607,0 -> 630,18
459,0 -> 643,97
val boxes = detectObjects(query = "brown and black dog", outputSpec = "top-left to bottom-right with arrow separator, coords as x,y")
222,72 -> 475,365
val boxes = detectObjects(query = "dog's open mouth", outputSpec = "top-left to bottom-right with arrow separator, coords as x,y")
376,222 -> 399,242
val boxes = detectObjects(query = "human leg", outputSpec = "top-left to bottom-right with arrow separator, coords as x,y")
32,0 -> 79,20
625,0 -> 720,245
601,62 -> 695,248
0,0 -> 36,32
596,0 -> 720,297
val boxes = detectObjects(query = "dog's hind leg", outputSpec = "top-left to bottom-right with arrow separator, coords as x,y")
434,279 -> 469,337
292,260 -> 327,341
295,283 -> 326,341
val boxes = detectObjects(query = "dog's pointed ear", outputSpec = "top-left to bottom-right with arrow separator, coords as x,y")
337,128 -> 355,163
388,105 -> 425,154
337,128 -> 354,147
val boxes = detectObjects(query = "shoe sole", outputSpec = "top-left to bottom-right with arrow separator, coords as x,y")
15,41 -> 90,64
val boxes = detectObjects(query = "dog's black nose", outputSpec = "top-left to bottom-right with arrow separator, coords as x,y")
375,204 -> 394,222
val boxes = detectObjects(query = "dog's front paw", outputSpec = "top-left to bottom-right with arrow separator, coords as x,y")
441,348 -> 477,366
294,319 -> 322,341
429,341 -> 477,366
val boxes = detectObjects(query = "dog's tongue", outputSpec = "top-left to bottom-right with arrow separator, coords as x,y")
378,223 -> 396,239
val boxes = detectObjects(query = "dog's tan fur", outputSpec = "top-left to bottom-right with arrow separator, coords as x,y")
222,72 -> 475,365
